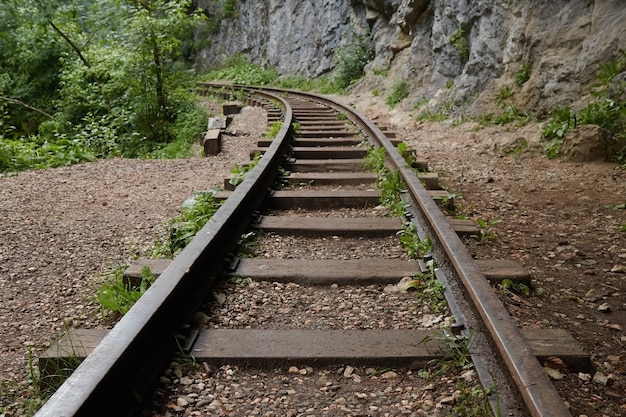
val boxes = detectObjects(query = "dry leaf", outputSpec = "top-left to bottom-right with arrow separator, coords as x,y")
543,356 -> 568,371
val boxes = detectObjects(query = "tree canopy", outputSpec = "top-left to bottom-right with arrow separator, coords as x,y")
0,0 -> 207,171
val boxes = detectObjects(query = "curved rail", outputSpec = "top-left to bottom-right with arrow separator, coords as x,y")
35,89 -> 293,417
36,82 -> 571,417
202,82 -> 572,417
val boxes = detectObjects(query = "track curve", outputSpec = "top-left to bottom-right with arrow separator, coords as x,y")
35,84 -> 572,417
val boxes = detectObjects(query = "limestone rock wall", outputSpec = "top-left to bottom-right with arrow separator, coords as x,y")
196,0 -> 626,114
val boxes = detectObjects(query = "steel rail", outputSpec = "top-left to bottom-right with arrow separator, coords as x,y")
322,94 -> 572,417
34,89 -> 294,417
203,83 -> 572,417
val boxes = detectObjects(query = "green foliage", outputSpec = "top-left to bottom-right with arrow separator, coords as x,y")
446,80 -> 454,89
515,62 -> 532,86
98,266 -> 156,317
451,382 -> 496,417
450,28 -> 469,61
419,332 -> 474,380
479,104 -> 532,127
334,31 -> 375,89
263,121 -> 283,139
230,152 -> 262,188
396,142 -> 416,167
495,85 -> 513,105
541,50 -> 626,162
541,106 -> 576,141
152,189 -> 222,258
223,0 -> 238,18
0,135 -> 96,173
499,278 -> 530,297
202,55 -> 280,86
472,218 -> 502,244
385,81 -> 409,108
0,0 -> 208,171
364,146 -> 407,215
397,222 -> 433,260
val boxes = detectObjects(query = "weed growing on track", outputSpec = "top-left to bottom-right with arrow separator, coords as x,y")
230,152 -> 262,188
472,218 -> 502,244
152,189 -> 222,258
398,222 -> 432,260
418,332 -> 497,416
263,121 -> 283,138
98,266 -> 156,317
98,190 -> 221,316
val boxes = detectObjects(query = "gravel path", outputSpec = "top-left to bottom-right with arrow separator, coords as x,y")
1,95 -> 625,417
0,106 -> 265,415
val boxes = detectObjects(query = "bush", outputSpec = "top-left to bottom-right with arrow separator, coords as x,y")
386,81 -> 409,108
334,31 -> 375,89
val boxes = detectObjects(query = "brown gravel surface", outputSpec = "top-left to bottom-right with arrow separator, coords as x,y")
355,98 -> 626,417
1,95 -> 625,417
0,106 -> 264,415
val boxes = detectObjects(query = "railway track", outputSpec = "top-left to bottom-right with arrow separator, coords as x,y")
34,84 -> 586,417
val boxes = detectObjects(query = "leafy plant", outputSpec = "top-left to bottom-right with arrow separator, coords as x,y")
97,265 -> 156,317
446,79 -> 454,89
223,0 -> 238,18
419,332 -> 474,380
540,50 -> 626,162
495,85 -> 513,107
541,106 -> 577,142
450,28 -> 469,61
236,231 -> 257,258
472,218 -> 501,244
499,278 -> 530,297
230,152 -> 262,188
364,146 -> 408,215
452,382 -> 496,417
396,142 -> 416,167
203,55 -> 280,86
515,62 -> 532,86
152,189 -> 222,258
334,30 -> 375,89
397,222 -> 433,260
263,121 -> 283,139
386,81 -> 409,108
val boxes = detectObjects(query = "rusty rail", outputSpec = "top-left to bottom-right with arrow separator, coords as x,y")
36,82 -> 571,417
34,88 -> 293,417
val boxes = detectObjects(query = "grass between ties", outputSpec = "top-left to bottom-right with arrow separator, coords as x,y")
364,144 -> 497,416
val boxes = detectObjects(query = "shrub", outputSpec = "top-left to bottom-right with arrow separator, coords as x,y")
334,31 -> 375,89
386,81 -> 409,108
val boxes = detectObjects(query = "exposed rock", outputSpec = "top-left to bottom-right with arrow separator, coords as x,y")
561,125 -> 611,162
196,1 -> 626,117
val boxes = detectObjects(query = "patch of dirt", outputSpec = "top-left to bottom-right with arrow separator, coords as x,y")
0,106 -> 265,414
1,96 -> 625,417
351,95 -> 626,417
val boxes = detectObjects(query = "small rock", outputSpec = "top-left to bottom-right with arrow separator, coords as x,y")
610,265 -> 626,273
177,397 -> 189,407
583,287 -> 610,302
598,303 -> 611,313
212,291 -> 227,305
288,366 -> 299,374
578,373 -> 591,382
343,366 -> 354,377
179,377 -> 194,385
606,323 -> 624,331
592,372 -> 609,386
381,371 -> 398,379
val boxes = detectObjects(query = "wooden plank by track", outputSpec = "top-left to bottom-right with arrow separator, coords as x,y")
190,329 -> 447,367
255,216 -> 402,236
41,328 -> 591,375
233,258 -> 417,284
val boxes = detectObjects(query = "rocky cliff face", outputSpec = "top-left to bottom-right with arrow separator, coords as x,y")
196,0 -> 626,114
